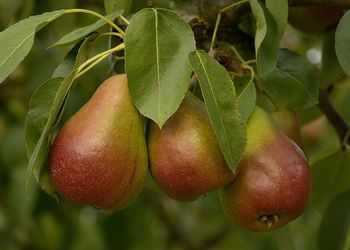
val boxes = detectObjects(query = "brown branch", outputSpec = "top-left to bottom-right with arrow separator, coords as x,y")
288,0 -> 350,8
318,89 -> 350,147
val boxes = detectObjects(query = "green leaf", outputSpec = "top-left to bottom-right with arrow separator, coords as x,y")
331,78 -> 350,125
125,8 -> 195,127
266,0 -> 288,38
52,40 -> 87,78
335,10 -> 350,77
25,40 -> 87,156
25,78 -> 64,158
51,10 -> 123,47
235,75 -> 256,122
0,10 -> 65,84
311,150 -> 350,213
24,77 -> 65,198
25,72 -> 77,194
320,30 -> 343,90
249,0 -> 279,76
260,48 -> 318,108
188,50 -> 246,172
24,36 -> 96,196
104,0 -> 133,14
319,189 -> 350,250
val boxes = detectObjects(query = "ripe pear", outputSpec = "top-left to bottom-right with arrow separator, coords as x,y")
148,92 -> 234,201
288,7 -> 343,34
219,107 -> 311,231
50,74 -> 148,211
271,108 -> 303,148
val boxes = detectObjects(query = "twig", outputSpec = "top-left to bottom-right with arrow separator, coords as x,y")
318,89 -> 350,147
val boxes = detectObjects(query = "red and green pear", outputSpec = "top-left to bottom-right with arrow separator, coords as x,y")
219,107 -> 311,231
271,108 -> 303,148
148,92 -> 234,202
288,7 -> 343,34
50,74 -> 148,211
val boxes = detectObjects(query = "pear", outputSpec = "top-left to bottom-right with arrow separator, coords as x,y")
288,7 -> 343,34
148,92 -> 234,201
271,108 -> 303,148
50,74 -> 148,211
219,107 -> 311,231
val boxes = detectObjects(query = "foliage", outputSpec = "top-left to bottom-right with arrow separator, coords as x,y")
0,0 -> 350,249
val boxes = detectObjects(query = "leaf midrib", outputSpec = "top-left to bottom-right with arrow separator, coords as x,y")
196,51 -> 234,166
277,67 -> 316,102
0,13 -> 62,70
153,9 -> 162,125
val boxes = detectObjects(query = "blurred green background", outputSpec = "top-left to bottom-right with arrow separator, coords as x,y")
1,0 -> 350,249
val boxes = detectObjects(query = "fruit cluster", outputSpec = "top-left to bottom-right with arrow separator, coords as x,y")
50,74 -> 311,232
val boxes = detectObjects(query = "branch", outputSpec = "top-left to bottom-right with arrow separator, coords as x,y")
289,0 -> 350,8
318,89 -> 350,147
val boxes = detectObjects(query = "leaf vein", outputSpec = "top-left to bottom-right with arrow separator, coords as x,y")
153,9 -> 162,124
196,51 -> 234,165
277,68 -> 316,101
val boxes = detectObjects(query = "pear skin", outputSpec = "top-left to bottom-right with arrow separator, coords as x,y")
148,92 -> 234,201
219,107 -> 311,231
50,74 -> 148,211
288,7 -> 343,34
271,108 -> 303,148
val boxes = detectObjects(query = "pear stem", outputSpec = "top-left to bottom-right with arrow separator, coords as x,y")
210,0 -> 249,52
98,32 -> 124,39
76,43 -> 125,78
64,9 -> 125,36
120,15 -> 130,25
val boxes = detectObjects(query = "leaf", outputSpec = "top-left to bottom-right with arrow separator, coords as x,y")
24,77 -> 64,198
260,48 -> 318,108
24,36 -> 96,196
311,150 -> 350,213
25,40 -> 87,155
331,78 -> 350,125
125,8 -> 195,127
51,10 -> 123,47
235,75 -> 256,122
319,189 -> 350,250
26,71 -> 77,188
0,10 -> 65,84
249,0 -> 279,76
188,50 -> 246,172
25,72 -> 77,193
335,10 -> 350,77
320,30 -> 343,90
266,0 -> 288,38
52,40 -> 87,78
25,78 -> 65,158
104,0 -> 133,14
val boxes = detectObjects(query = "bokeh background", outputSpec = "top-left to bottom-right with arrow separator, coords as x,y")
1,0 -> 350,249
